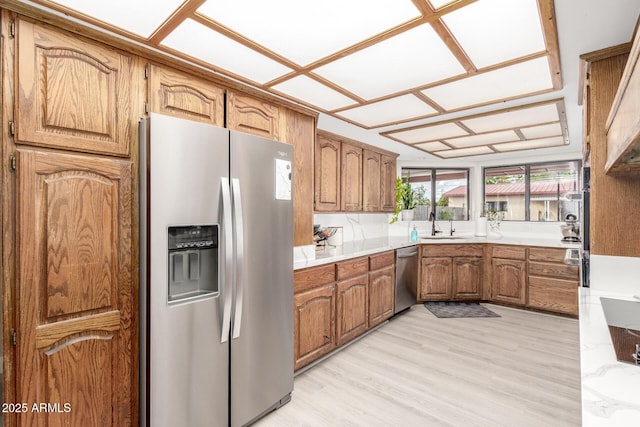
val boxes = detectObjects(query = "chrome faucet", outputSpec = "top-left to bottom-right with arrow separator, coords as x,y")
449,219 -> 455,236
429,212 -> 441,236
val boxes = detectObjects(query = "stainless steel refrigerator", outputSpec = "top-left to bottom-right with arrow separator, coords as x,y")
139,112 -> 294,427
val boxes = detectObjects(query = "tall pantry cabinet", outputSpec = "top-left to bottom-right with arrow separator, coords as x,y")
3,15 -> 141,426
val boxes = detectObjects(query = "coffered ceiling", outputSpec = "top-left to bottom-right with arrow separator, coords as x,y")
14,0 -> 640,160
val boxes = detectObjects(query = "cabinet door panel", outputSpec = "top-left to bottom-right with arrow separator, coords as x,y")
315,135 -> 341,211
148,64 -> 224,125
16,149 -> 134,425
17,19 -> 134,156
336,275 -> 368,346
380,154 -> 397,212
453,257 -> 482,299
227,91 -> 281,140
363,149 -> 381,212
369,266 -> 395,327
492,258 -> 527,305
294,284 -> 336,370
340,142 -> 363,211
419,257 -> 452,300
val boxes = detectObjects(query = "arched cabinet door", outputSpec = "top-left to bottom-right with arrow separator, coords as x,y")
147,64 -> 225,126
16,148 -> 134,426
16,18 -> 136,156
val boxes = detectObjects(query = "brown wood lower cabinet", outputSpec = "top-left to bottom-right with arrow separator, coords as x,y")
420,257 -> 453,300
419,245 -> 483,301
491,258 -> 527,305
293,283 -> 336,370
527,247 -> 579,315
16,148 -> 135,425
335,257 -> 369,346
293,264 -> 336,371
453,257 -> 483,299
368,251 -> 395,328
490,246 -> 527,306
336,274 -> 369,346
293,251 -> 396,370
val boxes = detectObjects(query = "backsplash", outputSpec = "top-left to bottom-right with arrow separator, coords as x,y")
314,213 -> 390,241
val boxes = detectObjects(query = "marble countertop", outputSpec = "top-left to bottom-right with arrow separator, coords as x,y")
579,287 -> 640,426
294,234 -> 579,270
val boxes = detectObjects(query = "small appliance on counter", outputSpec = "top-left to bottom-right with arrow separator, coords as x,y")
313,224 -> 337,247
560,213 -> 581,243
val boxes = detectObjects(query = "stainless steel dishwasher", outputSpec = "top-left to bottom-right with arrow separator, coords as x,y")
395,246 -> 418,315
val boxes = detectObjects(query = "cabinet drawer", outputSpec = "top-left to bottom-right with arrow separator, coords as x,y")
336,257 -> 369,280
528,247 -> 570,263
369,251 -> 395,271
529,261 -> 579,281
294,264 -> 335,293
491,245 -> 526,260
422,244 -> 483,258
528,276 -> 578,315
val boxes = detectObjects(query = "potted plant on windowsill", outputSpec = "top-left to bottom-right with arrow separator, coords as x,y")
390,175 -> 416,223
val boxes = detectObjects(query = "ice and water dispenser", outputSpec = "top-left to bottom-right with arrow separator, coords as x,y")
167,225 -> 218,304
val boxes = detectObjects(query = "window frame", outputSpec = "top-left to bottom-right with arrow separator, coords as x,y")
482,159 -> 582,222
402,167 -> 470,220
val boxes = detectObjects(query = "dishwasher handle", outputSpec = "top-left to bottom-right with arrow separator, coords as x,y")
397,250 -> 418,258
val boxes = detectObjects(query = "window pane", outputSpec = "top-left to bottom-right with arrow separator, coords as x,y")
484,166 -> 526,220
437,169 -> 468,220
404,168 -> 433,220
529,161 -> 580,222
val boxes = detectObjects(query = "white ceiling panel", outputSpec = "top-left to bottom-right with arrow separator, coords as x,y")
415,141 -> 451,151
461,103 -> 559,133
336,95 -> 437,127
49,0 -> 184,37
161,19 -> 292,85
428,0 -> 456,9
446,130 -> 520,148
197,0 -> 420,66
271,76 -> 358,111
442,0 -> 545,68
436,146 -> 494,158
314,24 -> 466,100
422,57 -> 553,110
520,122 -> 563,139
493,135 -> 565,152
389,122 -> 469,143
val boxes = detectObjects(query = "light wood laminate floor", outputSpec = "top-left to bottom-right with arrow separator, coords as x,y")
255,304 -> 581,427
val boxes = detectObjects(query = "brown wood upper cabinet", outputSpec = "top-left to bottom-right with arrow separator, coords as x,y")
341,142 -> 363,211
315,133 -> 341,211
147,64 -> 224,126
227,91 -> 282,140
605,27 -> 640,173
363,149 -> 381,211
16,18 -> 136,157
315,131 -> 398,213
380,154 -> 397,212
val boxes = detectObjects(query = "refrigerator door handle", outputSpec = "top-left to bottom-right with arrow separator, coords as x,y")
231,178 -> 245,339
220,177 -> 233,343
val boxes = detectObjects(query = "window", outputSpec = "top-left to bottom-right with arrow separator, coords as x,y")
483,160 -> 581,221
402,168 -> 469,220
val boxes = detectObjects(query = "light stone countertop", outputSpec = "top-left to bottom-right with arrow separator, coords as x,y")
294,234 -> 579,270
579,287 -> 640,426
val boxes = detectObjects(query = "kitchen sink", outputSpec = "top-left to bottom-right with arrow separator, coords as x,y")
420,235 -> 464,240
